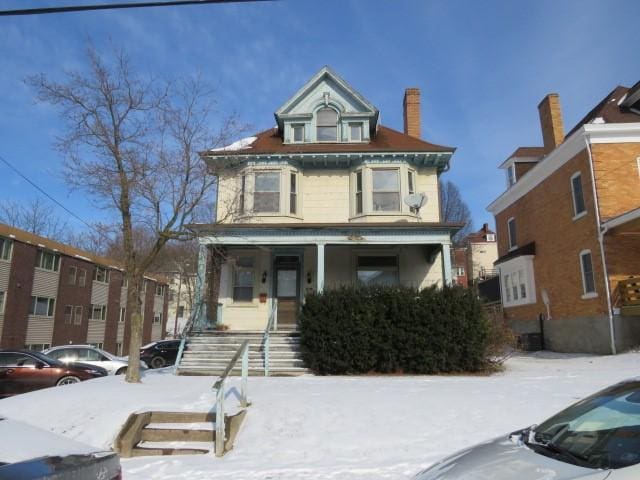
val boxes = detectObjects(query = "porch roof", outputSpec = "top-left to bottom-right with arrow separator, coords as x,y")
603,207 -> 640,234
188,222 -> 462,246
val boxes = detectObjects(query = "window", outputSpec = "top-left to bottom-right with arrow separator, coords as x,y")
0,291 -> 4,314
290,172 -> 297,215
292,124 -> 304,143
23,344 -> 50,353
94,266 -> 109,283
68,266 -> 77,285
507,217 -> 517,250
372,169 -> 400,211
119,307 -> 126,323
122,277 -> 128,288
486,234 -> 496,242
350,123 -> 362,142
580,250 -> 597,296
454,267 -> 465,277
153,312 -> 163,325
177,305 -> 185,318
507,164 -> 516,187
36,250 -> 59,272
85,344 -> 104,353
316,107 -> 337,141
504,274 -> 511,302
78,268 -> 87,287
407,170 -> 417,213
233,256 -> 254,302
74,306 -> 83,325
0,237 -> 12,261
64,305 -> 73,324
155,284 -> 165,297
239,174 -> 246,214
511,274 -> 519,300
571,172 -> 586,218
254,172 -> 280,213
29,296 -> 55,316
116,343 -> 123,356
500,255 -> 536,307
355,171 -> 363,215
91,304 -> 107,321
357,256 -> 399,286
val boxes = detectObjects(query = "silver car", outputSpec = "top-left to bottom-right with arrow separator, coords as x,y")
43,345 -> 145,375
415,379 -> 640,480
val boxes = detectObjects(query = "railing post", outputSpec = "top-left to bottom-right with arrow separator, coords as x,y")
264,334 -> 270,377
241,344 -> 249,407
215,380 -> 225,457
174,337 -> 186,374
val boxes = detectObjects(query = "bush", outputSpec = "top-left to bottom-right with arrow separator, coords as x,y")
299,285 -> 490,375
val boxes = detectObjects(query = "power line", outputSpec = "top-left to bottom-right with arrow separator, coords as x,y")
0,0 -> 274,16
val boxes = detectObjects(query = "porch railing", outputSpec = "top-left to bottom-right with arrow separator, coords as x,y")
212,339 -> 250,457
618,277 -> 640,307
174,301 -> 203,373
261,299 -> 277,377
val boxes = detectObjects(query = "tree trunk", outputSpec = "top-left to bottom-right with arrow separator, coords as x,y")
125,273 -> 145,383
207,246 -> 225,325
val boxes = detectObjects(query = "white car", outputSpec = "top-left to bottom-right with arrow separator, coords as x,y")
43,345 -> 146,375
414,379 -> 640,480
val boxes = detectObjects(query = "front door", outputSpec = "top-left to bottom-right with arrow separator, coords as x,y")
274,256 -> 300,327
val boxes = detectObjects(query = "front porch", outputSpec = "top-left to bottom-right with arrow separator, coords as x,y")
189,223 -> 459,332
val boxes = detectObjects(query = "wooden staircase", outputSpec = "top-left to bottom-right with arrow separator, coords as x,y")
176,330 -> 308,376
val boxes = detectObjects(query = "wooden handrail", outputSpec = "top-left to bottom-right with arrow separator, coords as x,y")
618,277 -> 640,307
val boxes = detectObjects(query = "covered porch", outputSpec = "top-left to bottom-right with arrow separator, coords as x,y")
189,223 -> 459,331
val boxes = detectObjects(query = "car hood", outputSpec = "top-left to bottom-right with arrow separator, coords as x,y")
414,435 -> 611,480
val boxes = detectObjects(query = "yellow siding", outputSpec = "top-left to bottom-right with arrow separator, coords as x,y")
468,242 -> 498,279
302,170 -> 350,222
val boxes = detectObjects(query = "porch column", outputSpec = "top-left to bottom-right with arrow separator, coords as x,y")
316,243 -> 325,293
441,243 -> 453,286
194,243 -> 208,328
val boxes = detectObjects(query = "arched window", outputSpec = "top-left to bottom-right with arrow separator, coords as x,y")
316,107 -> 338,141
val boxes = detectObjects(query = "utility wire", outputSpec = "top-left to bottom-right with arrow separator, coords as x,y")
0,0 -> 274,16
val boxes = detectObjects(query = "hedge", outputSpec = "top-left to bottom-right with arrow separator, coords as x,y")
298,285 -> 490,375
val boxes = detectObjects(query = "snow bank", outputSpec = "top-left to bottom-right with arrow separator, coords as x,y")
1,353 -> 640,479
209,136 -> 257,152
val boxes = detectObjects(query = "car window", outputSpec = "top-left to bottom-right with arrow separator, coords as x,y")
0,353 -> 38,367
49,348 -> 79,362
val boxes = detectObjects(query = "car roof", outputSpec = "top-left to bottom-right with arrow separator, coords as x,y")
45,345 -> 96,350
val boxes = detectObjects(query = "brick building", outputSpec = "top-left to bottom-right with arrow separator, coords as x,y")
451,247 -> 468,287
0,223 -> 168,355
487,82 -> 640,354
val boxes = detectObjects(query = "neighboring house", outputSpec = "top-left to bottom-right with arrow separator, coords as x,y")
0,223 -> 168,354
189,66 -> 461,331
487,82 -> 640,354
160,270 -> 195,338
451,247 -> 468,287
462,223 -> 498,285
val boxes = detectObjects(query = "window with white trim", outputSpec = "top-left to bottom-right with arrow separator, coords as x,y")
507,164 -> 516,187
372,169 -> 400,212
153,312 -> 163,325
407,170 -> 417,214
292,124 -> 305,143
454,266 -> 465,277
232,256 -> 254,302
253,172 -> 280,213
356,256 -> 399,286
74,306 -> 83,325
486,234 -> 496,242
355,170 -> 363,215
36,250 -> 59,272
68,266 -> 77,285
155,284 -> 165,297
571,172 -> 586,218
29,296 -> 55,317
290,172 -> 298,215
579,250 -> 596,296
499,255 -> 536,307
507,217 -> 517,250
350,123 -> 363,142
0,291 -> 5,314
90,304 -> 107,321
0,237 -> 13,261
94,266 -> 109,283
25,344 -> 50,352
239,174 -> 246,215
316,107 -> 338,141
78,268 -> 87,287
64,305 -> 73,324
119,307 -> 126,323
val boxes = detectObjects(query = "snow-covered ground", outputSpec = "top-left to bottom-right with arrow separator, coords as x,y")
1,352 -> 640,479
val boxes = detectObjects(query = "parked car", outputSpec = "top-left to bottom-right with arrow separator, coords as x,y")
414,379 -> 640,479
140,339 -> 182,368
0,350 -> 107,398
44,345 -> 146,375
0,417 -> 121,480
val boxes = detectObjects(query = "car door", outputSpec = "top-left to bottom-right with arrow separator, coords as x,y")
0,353 -> 55,395
78,348 -> 115,374
0,352 -> 22,396
49,347 -> 80,364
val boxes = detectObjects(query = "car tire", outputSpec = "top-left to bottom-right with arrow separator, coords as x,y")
116,367 -> 127,375
57,376 -> 81,386
151,356 -> 166,369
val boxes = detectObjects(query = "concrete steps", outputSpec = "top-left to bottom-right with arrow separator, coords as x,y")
176,330 -> 308,376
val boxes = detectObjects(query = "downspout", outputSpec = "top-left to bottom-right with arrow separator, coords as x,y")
584,134 -> 616,354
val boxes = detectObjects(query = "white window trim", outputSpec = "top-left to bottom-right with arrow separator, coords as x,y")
507,217 -> 517,251
507,163 -> 517,188
371,167 -> 402,213
231,255 -> 257,305
486,233 -> 496,242
252,169 -> 283,215
498,255 -> 536,308
292,124 -> 305,143
579,249 -> 598,299
349,122 -> 363,142
570,171 -> 587,221
0,237 -> 13,262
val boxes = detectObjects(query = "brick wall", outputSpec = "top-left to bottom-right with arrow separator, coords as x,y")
514,161 -> 538,181
103,269 -> 124,354
51,257 -> 93,346
142,280 -> 154,344
403,88 -> 421,138
538,94 -> 564,154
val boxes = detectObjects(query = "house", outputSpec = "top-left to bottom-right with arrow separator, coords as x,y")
451,247 -> 468,287
487,82 -> 640,354
188,67 -> 461,331
462,223 -> 498,285
0,223 -> 168,354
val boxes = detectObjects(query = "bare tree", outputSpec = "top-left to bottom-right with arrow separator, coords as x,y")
439,180 -> 474,244
28,45 -> 242,382
0,198 -> 69,240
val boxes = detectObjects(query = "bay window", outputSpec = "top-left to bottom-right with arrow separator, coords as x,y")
499,255 -> 536,307
372,169 -> 400,212
254,172 -> 280,213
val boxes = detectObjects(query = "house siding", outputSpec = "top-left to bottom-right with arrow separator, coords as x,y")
103,270 -> 124,353
25,316 -> 55,345
32,268 -> 60,298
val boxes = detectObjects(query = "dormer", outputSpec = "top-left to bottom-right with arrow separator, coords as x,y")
499,147 -> 545,188
275,66 -> 379,144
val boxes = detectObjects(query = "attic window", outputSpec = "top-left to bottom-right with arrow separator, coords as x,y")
317,107 -> 337,141
292,124 -> 304,143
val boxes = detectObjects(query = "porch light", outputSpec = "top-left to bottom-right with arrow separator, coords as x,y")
261,271 -> 267,283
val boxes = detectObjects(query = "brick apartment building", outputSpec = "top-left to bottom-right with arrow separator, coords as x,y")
451,247 -> 468,287
487,81 -> 640,354
0,223 -> 168,355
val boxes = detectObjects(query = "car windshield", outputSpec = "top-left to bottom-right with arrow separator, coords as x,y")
28,350 -> 65,368
530,380 -> 640,469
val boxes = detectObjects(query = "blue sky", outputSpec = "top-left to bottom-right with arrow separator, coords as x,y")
1,0 -> 639,233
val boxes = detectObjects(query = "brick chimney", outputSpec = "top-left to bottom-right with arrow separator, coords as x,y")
538,93 -> 565,154
403,88 -> 421,138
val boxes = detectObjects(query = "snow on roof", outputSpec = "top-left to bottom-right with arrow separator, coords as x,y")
210,136 -> 257,152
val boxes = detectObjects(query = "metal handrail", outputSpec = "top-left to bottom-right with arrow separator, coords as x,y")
261,299 -> 277,377
173,301 -> 203,374
212,339 -> 250,457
